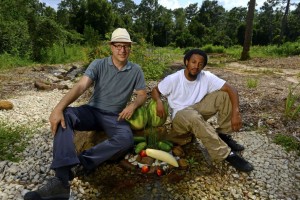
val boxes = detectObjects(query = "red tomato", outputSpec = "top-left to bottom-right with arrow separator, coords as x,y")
141,165 -> 149,173
139,150 -> 147,157
156,168 -> 163,176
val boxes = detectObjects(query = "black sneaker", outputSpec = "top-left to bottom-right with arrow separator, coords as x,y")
219,133 -> 245,151
226,151 -> 254,172
24,177 -> 70,200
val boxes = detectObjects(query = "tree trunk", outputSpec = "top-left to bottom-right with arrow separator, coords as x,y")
280,0 -> 290,44
241,0 -> 256,60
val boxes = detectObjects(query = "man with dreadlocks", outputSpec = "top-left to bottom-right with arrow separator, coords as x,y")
151,49 -> 253,172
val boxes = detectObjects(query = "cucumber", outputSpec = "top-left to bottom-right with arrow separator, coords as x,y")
135,142 -> 147,154
158,141 -> 172,152
133,136 -> 146,144
161,140 -> 173,148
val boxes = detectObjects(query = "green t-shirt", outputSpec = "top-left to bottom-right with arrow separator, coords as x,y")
84,56 -> 146,113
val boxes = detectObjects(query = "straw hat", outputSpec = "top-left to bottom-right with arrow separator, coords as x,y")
110,28 -> 133,43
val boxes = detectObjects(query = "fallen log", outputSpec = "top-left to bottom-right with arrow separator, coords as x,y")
34,80 -> 68,91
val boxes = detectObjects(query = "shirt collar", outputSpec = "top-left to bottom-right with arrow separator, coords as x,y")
108,56 -> 132,71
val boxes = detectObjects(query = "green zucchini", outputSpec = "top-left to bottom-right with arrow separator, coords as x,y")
161,140 -> 173,148
133,136 -> 146,144
158,141 -> 172,152
135,142 -> 147,154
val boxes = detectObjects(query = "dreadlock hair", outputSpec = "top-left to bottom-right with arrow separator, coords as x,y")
183,49 -> 208,67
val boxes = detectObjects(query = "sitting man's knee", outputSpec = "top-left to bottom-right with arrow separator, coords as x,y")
116,132 -> 134,150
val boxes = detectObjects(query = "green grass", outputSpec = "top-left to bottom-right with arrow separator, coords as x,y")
273,133 -> 300,155
226,45 -> 272,59
268,42 -> 300,56
201,44 -> 226,54
0,122 -> 33,161
226,41 -> 300,59
0,52 -> 33,70
41,44 -> 90,64
224,45 -> 242,59
246,78 -> 258,88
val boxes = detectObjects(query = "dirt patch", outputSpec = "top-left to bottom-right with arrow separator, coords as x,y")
209,55 -> 300,140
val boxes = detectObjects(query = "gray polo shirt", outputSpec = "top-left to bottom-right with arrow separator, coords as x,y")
84,56 -> 146,113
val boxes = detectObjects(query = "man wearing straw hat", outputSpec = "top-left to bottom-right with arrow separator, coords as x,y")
24,28 -> 147,200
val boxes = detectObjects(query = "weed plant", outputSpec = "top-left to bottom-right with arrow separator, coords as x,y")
246,78 -> 258,88
187,157 -> 199,167
285,83 -> 300,119
0,122 -> 32,161
273,133 -> 300,155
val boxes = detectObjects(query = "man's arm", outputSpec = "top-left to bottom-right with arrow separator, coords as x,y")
151,86 -> 166,118
49,75 -> 93,135
220,82 -> 242,131
118,89 -> 147,121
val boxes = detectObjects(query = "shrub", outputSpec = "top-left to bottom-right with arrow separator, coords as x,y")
201,44 -> 225,53
87,42 -> 111,62
131,45 -> 182,80
270,42 -> 300,56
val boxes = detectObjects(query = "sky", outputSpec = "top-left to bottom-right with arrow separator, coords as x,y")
40,0 -> 267,11
40,0 -> 298,11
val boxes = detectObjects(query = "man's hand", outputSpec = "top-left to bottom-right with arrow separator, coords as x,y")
118,88 -> 147,121
118,104 -> 136,121
156,100 -> 166,118
49,109 -> 66,136
48,76 -> 93,136
231,112 -> 242,132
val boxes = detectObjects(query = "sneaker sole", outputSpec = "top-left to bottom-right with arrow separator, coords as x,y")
42,194 -> 70,200
42,197 -> 69,200
25,194 -> 69,200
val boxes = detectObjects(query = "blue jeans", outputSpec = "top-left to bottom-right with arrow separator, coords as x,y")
50,105 -> 133,170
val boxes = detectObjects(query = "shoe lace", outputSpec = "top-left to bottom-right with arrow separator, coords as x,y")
38,177 -> 60,193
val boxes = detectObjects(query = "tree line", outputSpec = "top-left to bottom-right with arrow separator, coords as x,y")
0,0 -> 299,62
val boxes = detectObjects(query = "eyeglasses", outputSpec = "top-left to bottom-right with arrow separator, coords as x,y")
112,44 -> 131,51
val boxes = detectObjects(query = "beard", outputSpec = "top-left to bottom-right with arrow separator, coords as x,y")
188,72 -> 198,80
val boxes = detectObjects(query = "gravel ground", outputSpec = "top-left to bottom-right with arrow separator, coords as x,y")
0,88 -> 299,200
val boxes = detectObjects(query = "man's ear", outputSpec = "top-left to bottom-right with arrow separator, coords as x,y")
185,60 -> 188,66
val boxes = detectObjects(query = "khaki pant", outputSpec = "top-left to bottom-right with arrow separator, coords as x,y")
166,91 -> 232,162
